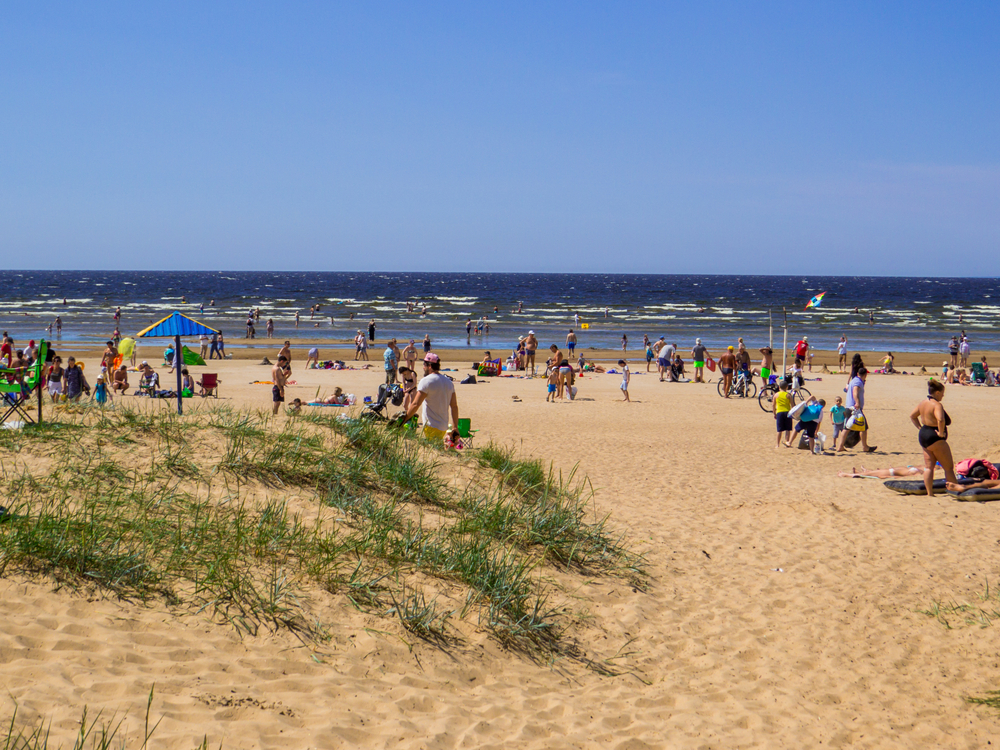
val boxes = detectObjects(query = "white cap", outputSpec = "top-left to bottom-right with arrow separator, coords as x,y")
696,338 -> 701,344
528,330 -> 535,335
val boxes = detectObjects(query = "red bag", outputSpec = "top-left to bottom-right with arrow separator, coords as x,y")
706,358 -> 717,372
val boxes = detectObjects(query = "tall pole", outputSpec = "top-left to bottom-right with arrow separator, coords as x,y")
769,310 -> 773,349
175,334 -> 183,415
781,308 -> 788,376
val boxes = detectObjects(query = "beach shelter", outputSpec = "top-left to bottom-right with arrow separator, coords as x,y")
136,312 -> 219,414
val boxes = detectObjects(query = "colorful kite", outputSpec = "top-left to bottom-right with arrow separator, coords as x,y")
804,292 -> 826,310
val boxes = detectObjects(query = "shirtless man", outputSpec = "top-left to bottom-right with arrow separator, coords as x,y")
718,346 -> 738,397
566,329 -> 577,357
759,347 -> 775,385
111,365 -> 129,394
524,331 -> 538,376
736,340 -> 751,374
271,356 -> 287,415
547,344 -> 564,396
278,340 -> 292,365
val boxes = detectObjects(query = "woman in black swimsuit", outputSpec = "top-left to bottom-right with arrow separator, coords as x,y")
909,378 -> 958,497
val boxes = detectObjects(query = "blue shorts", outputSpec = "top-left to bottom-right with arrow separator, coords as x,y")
568,342 -> 576,351
547,384 -> 556,393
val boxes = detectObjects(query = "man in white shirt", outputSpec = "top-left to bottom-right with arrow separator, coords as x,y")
401,352 -> 458,441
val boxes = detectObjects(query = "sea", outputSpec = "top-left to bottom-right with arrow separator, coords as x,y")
0,271 -> 996,355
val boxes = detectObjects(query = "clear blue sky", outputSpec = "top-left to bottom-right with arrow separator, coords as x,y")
2,2 -> 997,273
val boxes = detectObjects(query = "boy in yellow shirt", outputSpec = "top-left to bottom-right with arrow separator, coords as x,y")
773,380 -> 795,448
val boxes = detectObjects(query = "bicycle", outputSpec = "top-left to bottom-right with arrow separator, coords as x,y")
758,378 -> 810,412
717,370 -> 757,399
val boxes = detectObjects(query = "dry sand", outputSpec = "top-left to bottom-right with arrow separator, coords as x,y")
3,343 -> 1000,748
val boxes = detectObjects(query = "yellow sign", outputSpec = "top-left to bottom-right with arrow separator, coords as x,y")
581,323 -> 590,329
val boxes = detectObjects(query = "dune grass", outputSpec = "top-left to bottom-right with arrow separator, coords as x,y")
0,689 -> 215,750
919,579 -> 1000,629
0,404 -> 642,661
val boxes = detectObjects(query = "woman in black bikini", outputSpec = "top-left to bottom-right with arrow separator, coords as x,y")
910,378 -> 958,497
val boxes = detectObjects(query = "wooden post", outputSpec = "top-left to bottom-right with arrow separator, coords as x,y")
781,308 -> 788,376
37,339 -> 43,424
175,334 -> 183,415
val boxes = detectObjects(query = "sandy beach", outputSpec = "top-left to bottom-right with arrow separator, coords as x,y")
1,341 -> 999,748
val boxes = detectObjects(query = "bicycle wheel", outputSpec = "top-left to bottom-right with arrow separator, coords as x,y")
797,387 -> 811,400
744,380 -> 757,399
717,378 -> 728,398
758,385 -> 776,412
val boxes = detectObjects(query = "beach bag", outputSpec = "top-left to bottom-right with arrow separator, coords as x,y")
788,401 -> 809,421
843,430 -> 861,448
460,375 -> 476,385
846,411 -> 867,431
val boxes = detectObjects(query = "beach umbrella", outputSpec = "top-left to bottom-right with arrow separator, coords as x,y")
804,292 -> 827,311
136,311 -> 219,414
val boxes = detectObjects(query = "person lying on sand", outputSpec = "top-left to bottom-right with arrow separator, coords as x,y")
946,479 -> 1000,492
318,387 -> 348,405
838,466 -> 923,479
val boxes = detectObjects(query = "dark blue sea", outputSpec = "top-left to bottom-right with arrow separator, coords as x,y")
0,271 -> 996,354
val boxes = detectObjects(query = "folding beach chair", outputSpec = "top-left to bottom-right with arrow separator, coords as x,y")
198,373 -> 220,398
137,373 -> 158,397
971,362 -> 986,383
456,418 -> 478,449
0,340 -> 47,424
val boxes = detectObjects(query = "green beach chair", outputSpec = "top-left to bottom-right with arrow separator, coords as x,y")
0,339 -> 47,424
457,418 -> 477,448
971,362 -> 986,383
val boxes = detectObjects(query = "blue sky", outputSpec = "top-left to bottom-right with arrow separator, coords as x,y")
2,2 -> 997,273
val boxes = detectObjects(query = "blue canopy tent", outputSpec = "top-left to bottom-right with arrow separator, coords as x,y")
136,312 -> 219,414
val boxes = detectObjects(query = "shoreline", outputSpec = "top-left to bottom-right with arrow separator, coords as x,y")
46,338 -> 982,372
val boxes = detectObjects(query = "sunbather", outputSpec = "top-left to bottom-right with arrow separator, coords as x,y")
946,479 -> 1000,492
318,387 -> 348,405
838,466 -> 923,479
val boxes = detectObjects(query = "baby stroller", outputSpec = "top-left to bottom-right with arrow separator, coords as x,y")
362,382 -> 405,420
